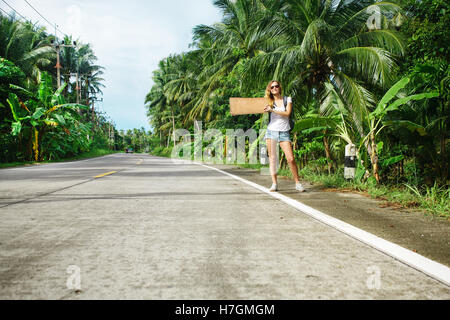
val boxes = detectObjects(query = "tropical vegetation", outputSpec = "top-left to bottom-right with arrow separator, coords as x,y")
0,12 -> 120,164
145,0 -> 449,217
0,1 -> 447,217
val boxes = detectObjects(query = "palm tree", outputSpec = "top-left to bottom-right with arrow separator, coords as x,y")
76,41 -> 104,102
161,52 -> 203,134
59,35 -> 77,97
145,66 -> 172,146
245,0 -> 405,181
60,37 -> 103,94
188,0 -> 269,121
59,36 -> 104,119
0,14 -> 54,86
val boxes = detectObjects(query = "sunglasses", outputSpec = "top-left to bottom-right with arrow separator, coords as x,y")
271,84 -> 280,89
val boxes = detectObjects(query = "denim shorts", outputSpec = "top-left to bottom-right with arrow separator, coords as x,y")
264,129 -> 291,142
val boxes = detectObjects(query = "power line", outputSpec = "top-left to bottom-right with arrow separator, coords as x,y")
1,0 -> 28,21
0,6 -> 17,20
22,0 -> 66,37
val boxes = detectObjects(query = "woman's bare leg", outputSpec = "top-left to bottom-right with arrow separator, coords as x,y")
266,138 -> 278,184
280,141 -> 300,184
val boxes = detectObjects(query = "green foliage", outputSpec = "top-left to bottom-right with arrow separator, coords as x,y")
0,13 -> 112,164
151,146 -> 173,158
295,164 -> 449,218
0,14 -> 54,85
143,0 -> 448,192
401,0 -> 449,64
405,183 -> 450,218
0,58 -> 25,97
6,72 -> 89,161
0,14 -> 115,163
0,58 -> 26,155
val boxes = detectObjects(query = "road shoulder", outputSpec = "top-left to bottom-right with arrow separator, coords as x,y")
204,163 -> 450,268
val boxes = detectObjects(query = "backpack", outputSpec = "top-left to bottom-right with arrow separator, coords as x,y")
269,96 -> 295,132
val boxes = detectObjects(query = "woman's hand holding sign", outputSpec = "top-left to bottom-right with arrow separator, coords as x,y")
264,105 -> 273,113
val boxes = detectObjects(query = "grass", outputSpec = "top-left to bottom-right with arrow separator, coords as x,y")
0,148 -> 118,169
150,146 -> 174,158
66,148 -> 119,161
404,183 -> 450,218
147,149 -> 450,219
279,166 -> 449,219
234,163 -> 265,170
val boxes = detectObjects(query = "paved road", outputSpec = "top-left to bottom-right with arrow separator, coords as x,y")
0,154 -> 449,299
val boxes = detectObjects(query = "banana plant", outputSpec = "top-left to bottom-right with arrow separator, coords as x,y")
361,76 -> 439,183
7,72 -> 86,161
292,112 -> 342,174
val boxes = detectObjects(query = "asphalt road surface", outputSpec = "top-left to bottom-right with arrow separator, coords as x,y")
0,153 -> 449,299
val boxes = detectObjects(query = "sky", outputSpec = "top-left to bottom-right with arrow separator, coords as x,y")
2,0 -> 223,131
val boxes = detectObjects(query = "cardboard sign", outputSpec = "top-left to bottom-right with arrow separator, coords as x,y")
229,97 -> 268,115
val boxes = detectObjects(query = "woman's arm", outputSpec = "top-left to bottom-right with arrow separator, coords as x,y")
271,102 -> 292,117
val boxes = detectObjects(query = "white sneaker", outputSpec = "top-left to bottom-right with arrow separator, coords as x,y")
269,183 -> 278,192
295,182 -> 305,192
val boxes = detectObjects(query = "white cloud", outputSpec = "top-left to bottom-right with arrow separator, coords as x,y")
65,4 -> 83,37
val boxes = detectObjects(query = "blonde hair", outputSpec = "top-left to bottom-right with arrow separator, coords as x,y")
264,80 -> 282,107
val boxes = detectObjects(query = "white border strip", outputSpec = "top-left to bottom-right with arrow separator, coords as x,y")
188,160 -> 450,287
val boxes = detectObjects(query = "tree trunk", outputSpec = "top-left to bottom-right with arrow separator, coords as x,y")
292,132 -> 297,151
369,133 -> 380,183
91,99 -> 95,128
440,111 -> 447,182
441,135 -> 447,182
167,129 -> 171,148
171,107 -> 176,147
27,130 -> 33,161
32,128 -> 39,162
323,133 -> 333,174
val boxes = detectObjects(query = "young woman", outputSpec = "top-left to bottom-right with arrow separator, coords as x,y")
263,80 -> 305,192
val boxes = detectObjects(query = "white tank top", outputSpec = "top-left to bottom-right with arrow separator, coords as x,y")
267,96 -> 292,132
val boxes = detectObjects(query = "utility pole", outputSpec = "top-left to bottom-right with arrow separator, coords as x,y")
105,118 -> 116,150
75,72 -> 80,104
111,120 -> 116,150
65,73 -> 88,104
107,119 -> 110,139
51,37 -> 76,89
89,97 -> 103,128
55,45 -> 61,89
77,74 -> 90,105
64,72 -> 89,117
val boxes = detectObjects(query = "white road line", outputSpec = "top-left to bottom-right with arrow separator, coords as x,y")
185,160 -> 450,287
